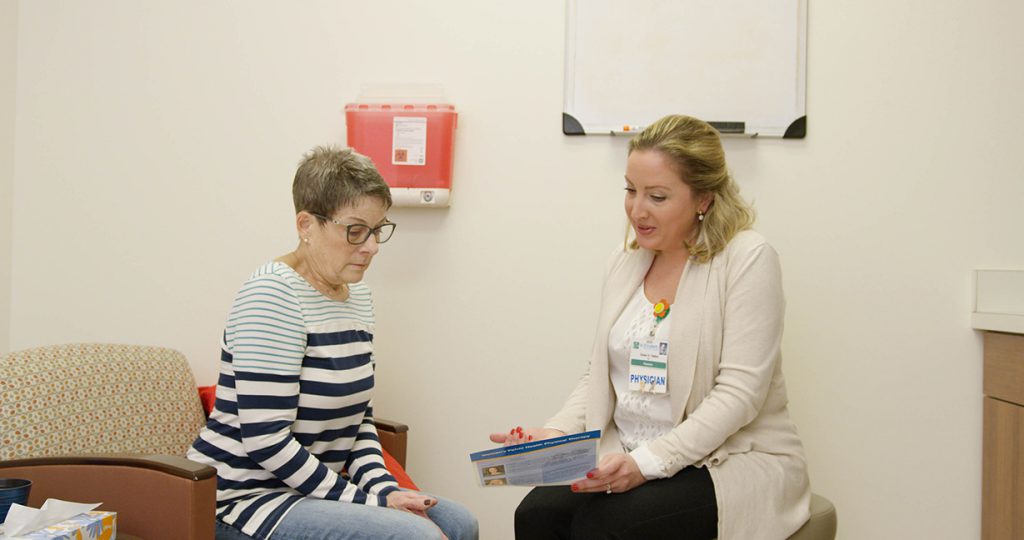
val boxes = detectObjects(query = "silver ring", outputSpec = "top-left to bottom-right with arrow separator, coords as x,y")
605,483 -> 612,494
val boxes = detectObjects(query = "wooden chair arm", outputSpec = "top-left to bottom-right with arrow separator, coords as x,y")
374,418 -> 409,469
0,454 -> 216,481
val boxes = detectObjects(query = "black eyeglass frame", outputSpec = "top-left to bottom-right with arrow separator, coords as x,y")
310,213 -> 397,245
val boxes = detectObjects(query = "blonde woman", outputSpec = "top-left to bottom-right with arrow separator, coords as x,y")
493,115 -> 810,540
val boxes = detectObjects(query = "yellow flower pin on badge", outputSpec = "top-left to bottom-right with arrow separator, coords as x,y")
653,299 -> 670,320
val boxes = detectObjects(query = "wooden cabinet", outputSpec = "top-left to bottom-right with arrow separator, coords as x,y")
982,332 -> 1024,540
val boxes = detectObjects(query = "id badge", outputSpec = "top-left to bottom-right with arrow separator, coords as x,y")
628,339 -> 669,394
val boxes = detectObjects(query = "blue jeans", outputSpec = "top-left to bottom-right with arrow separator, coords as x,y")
216,494 -> 478,540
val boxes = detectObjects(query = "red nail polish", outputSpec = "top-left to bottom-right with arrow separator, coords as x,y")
528,435 -> 533,441
571,484 -> 578,492
510,428 -> 515,435
586,472 -> 594,479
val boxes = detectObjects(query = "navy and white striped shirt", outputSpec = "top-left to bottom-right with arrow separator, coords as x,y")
187,262 -> 399,539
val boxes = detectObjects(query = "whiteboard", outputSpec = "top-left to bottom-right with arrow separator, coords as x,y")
563,0 -> 808,138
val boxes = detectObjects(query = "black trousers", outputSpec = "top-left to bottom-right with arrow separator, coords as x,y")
514,466 -> 717,540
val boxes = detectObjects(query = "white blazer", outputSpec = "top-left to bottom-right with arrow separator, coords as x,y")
545,230 -> 811,540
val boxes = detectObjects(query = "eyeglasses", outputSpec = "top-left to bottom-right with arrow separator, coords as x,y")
311,214 -> 397,245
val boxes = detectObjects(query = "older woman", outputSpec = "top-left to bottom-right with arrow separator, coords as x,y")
189,146 -> 477,540
493,115 -> 811,540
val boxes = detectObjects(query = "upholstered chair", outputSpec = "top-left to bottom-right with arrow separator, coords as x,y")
0,342 -> 413,539
0,343 -> 216,539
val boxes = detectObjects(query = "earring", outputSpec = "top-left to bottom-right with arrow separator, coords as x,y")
697,210 -> 705,222
303,237 -> 310,244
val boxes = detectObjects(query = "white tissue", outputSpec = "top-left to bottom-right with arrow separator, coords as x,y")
2,498 -> 101,537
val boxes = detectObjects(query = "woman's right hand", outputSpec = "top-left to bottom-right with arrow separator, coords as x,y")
489,426 -> 565,446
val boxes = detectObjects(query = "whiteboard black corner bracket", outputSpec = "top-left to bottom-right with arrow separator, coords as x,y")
783,116 -> 807,139
563,113 -> 585,135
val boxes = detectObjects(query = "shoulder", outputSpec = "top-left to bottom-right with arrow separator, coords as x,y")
251,261 -> 302,282
714,230 -> 783,289
234,262 -> 304,306
717,230 -> 778,265
245,261 -> 300,285
724,229 -> 771,255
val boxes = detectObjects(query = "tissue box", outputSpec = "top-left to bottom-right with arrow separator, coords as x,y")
16,511 -> 116,540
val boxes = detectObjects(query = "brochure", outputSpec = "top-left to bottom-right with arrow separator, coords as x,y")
469,430 -> 600,487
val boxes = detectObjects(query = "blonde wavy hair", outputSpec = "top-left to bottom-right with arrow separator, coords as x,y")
627,115 -> 755,263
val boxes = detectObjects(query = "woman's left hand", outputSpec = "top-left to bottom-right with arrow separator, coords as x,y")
386,490 -> 437,517
386,491 -> 449,539
570,453 -> 646,494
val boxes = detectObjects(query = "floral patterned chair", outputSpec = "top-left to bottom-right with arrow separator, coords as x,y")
0,343 -> 415,539
0,343 -> 216,540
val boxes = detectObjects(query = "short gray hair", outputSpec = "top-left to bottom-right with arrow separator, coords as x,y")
292,146 -> 392,218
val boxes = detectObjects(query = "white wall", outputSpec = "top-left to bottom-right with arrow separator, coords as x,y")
0,0 -> 16,354
9,1 -> 1024,539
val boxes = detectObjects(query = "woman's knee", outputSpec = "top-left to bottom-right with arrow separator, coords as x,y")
429,498 -> 479,540
516,489 -> 580,539
514,495 -> 551,529
395,513 -> 446,540
513,499 -> 534,527
515,487 -> 565,525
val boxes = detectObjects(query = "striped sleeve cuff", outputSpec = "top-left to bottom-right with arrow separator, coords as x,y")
375,485 -> 400,506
